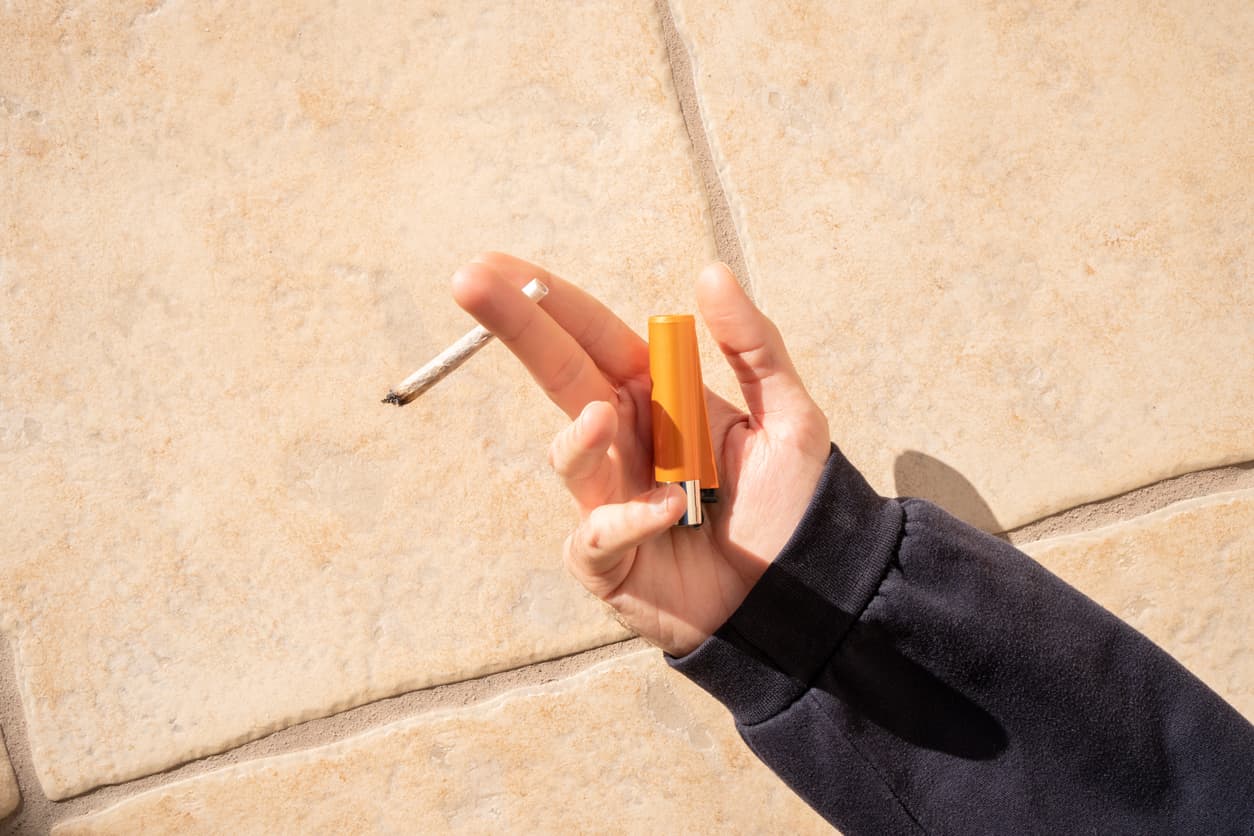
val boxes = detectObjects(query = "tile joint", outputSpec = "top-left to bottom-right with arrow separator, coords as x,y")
1,638 -> 650,833
5,458 -> 1254,831
1004,461 -> 1254,545
655,0 -> 756,302
4,459 -> 1251,832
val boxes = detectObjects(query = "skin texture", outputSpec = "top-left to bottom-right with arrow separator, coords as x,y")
452,253 -> 831,656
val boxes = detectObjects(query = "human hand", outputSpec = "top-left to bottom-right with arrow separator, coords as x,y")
452,253 -> 831,657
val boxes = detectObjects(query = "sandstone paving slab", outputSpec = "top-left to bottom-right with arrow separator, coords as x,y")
671,0 -> 1254,530
0,0 -> 718,798
0,729 -> 17,821
52,650 -> 829,835
1024,490 -> 1254,718
53,492 -> 1254,833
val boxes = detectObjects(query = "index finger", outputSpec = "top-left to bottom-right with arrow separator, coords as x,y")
452,262 -> 617,419
470,252 -> 649,383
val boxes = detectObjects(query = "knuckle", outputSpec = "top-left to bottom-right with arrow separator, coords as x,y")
548,423 -> 578,477
777,407 -> 831,452
543,350 -> 587,399
574,305 -> 612,355
496,301 -> 536,344
582,505 -> 624,560
582,516 -> 606,557
799,400 -> 829,435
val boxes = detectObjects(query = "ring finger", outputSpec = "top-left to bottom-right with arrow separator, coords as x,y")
549,400 -> 620,513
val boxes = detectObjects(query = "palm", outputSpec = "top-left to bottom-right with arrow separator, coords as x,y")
453,254 -> 830,657
588,375 -> 754,655
560,366 -> 828,656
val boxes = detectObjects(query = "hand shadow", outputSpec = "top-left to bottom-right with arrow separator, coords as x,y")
893,450 -> 1003,535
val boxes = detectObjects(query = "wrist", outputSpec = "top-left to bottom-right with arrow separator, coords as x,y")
667,443 -> 904,723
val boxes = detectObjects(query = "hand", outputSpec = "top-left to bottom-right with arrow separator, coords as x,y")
452,253 -> 831,657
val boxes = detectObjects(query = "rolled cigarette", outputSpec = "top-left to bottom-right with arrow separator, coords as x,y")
382,278 -> 549,405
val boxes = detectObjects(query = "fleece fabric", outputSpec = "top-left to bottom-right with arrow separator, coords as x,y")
668,443 -> 1254,835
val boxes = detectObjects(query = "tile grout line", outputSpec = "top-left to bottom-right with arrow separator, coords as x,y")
0,631 -> 35,834
655,0 -> 757,302
1002,460 -> 1254,546
0,637 -> 652,834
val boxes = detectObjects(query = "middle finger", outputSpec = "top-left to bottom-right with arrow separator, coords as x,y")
452,262 -> 617,418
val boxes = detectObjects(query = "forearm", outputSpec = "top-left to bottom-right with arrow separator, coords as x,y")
669,444 -> 1254,834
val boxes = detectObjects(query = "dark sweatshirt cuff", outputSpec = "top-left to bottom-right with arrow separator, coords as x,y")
667,443 -> 904,725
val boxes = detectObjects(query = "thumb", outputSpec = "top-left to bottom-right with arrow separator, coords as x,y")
563,484 -> 684,599
696,262 -> 815,425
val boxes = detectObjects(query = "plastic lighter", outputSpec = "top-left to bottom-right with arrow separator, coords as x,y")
648,315 -> 719,527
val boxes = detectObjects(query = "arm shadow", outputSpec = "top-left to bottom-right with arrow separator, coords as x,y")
893,450 -> 1003,535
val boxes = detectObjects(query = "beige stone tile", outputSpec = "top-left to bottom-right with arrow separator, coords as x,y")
670,0 -> 1253,530
49,498 -> 1251,835
1025,490 -> 1254,718
0,1 -> 717,798
0,729 -> 18,820
53,650 -> 827,835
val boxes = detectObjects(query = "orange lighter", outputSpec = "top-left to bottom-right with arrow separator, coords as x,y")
648,315 -> 719,527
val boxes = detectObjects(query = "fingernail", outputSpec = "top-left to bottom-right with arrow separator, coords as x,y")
578,402 -> 593,433
652,486 -> 674,515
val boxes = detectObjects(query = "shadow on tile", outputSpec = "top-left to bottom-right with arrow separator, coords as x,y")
893,450 -> 1002,534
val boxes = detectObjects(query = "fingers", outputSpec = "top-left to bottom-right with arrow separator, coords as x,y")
695,262 -> 816,425
549,400 -> 619,513
452,262 -> 617,418
468,252 -> 650,383
564,484 -> 684,596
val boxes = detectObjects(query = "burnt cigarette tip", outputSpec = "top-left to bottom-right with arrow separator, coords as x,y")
382,390 -> 408,406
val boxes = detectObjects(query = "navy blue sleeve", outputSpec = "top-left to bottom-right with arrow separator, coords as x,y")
668,444 -> 1254,835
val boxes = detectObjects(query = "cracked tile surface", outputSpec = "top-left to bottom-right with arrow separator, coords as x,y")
0,729 -> 17,821
52,650 -> 828,834
0,0 -> 715,798
1025,490 -> 1254,717
670,0 -> 1253,530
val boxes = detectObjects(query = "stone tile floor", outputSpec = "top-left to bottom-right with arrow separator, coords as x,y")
1,0 -> 1250,831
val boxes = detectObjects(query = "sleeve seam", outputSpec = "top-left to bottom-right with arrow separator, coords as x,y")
819,691 -> 932,834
